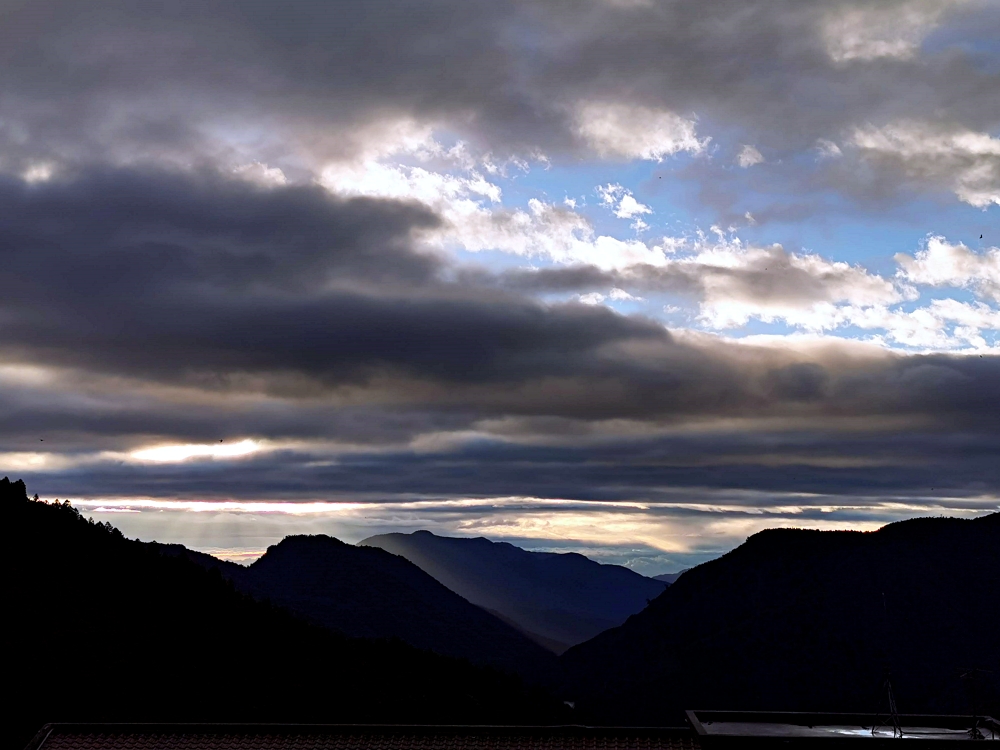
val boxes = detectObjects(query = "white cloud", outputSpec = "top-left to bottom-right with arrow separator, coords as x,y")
837,299 -> 1000,351
22,162 -> 55,183
578,292 -> 606,305
821,0 -> 968,63
575,102 -> 709,161
609,287 -> 644,302
320,139 -> 502,205
617,194 -> 652,219
233,161 -> 288,187
736,145 -> 764,168
463,200 -> 669,268
322,149 -> 676,269
896,236 -> 1000,302
688,239 -> 904,330
851,122 -> 1000,207
597,183 -> 652,230
678,234 -> 1000,352
816,139 -> 843,159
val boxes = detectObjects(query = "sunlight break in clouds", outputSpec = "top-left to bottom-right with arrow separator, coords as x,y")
131,440 -> 261,463
64,493 -> 996,573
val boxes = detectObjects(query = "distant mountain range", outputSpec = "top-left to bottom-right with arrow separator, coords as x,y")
360,530 -> 666,653
652,569 -> 689,584
159,534 -> 556,678
4,477 -> 565,750
563,513 -> 1000,725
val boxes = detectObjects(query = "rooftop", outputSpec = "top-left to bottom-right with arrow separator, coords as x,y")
25,725 -> 698,750
26,716 -> 1000,750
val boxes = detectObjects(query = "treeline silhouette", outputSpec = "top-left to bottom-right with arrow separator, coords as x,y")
563,513 -> 1000,725
3,478 -> 567,750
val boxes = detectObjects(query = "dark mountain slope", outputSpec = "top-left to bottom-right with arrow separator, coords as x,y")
360,530 -> 666,652
652,569 -> 688,584
223,534 -> 559,679
3,478 -> 564,750
562,513 -> 1000,726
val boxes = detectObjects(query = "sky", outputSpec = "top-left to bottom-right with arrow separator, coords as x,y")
1,0 -> 999,574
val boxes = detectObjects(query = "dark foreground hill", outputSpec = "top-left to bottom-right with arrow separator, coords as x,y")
562,513 -> 1000,725
3,478 -> 565,750
160,534 -> 557,679
360,530 -> 666,652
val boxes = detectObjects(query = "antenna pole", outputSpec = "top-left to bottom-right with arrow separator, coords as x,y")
871,592 -> 903,738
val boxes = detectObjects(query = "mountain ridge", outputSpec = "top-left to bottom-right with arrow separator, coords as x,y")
157,533 -> 557,680
360,529 -> 666,653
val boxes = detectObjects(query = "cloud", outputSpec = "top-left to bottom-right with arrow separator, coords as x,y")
319,153 -> 674,269
578,292 -> 607,305
233,161 -> 288,187
851,122 -> 1000,207
0,0 -> 995,211
736,145 -> 764,168
821,0 -> 969,62
2,170 -> 997,434
497,230 -> 1000,351
501,234 -> 905,331
596,183 -> 653,229
575,103 -> 709,161
815,139 -> 844,159
896,236 -> 1000,302
691,242 -> 904,329
609,288 -> 644,302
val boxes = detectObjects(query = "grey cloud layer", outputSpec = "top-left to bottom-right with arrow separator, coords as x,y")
3,0 -> 998,204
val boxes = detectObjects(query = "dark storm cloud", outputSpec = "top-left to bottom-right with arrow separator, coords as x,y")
0,167 -> 998,508
0,168 -> 674,390
2,167 -> 1000,437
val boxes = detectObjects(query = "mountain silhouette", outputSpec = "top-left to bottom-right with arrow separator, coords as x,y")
562,513 -> 1000,726
161,534 -> 558,679
4,477 -> 564,750
360,530 -> 666,653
